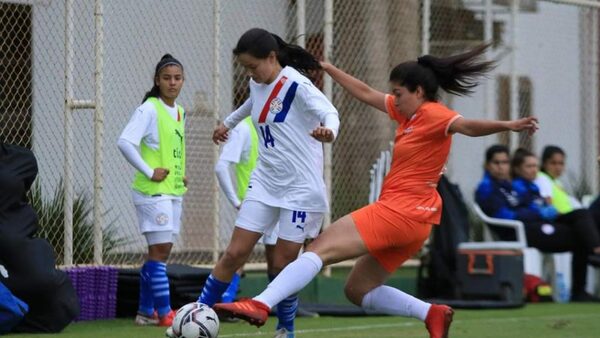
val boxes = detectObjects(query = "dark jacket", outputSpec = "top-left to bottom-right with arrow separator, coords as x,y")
475,171 -> 540,222
511,176 -> 558,222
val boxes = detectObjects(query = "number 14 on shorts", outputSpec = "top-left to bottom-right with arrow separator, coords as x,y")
293,210 -> 306,231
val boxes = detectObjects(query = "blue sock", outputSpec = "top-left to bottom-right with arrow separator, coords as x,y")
138,261 -> 154,315
199,274 -> 230,306
269,273 -> 297,332
147,260 -> 171,316
276,295 -> 298,332
221,273 -> 241,303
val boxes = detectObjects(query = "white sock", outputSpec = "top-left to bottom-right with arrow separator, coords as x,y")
361,285 -> 431,321
254,252 -> 323,308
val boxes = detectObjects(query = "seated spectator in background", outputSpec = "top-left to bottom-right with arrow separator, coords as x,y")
474,145 -> 521,240
536,146 -> 600,235
476,146 -> 600,302
535,145 -> 583,212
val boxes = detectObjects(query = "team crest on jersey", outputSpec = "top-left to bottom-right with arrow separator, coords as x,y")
269,97 -> 283,114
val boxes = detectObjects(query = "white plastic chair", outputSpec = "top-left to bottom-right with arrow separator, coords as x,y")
471,203 -> 544,277
472,203 -> 581,299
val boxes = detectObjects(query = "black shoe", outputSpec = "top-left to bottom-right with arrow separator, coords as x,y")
588,254 -> 600,267
570,291 -> 600,302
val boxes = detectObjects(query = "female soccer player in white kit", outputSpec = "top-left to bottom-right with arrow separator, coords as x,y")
199,28 -> 339,338
215,116 -> 277,304
117,54 -> 186,328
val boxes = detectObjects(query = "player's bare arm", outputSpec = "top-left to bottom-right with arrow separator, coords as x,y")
449,116 -> 538,137
320,62 -> 387,113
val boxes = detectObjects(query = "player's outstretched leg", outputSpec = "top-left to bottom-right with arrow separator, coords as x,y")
213,298 -> 270,327
424,304 -> 454,338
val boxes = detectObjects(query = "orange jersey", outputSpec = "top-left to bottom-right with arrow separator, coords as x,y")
380,94 -> 461,224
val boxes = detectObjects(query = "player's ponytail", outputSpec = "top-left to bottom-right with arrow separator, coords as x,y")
141,53 -> 184,103
270,33 -> 321,76
389,44 -> 495,101
233,28 -> 321,78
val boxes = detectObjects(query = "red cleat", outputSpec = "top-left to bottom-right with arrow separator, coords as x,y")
157,309 -> 176,327
425,304 -> 454,338
213,299 -> 270,327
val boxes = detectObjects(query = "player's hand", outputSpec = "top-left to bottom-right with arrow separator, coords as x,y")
311,127 -> 334,143
183,176 -> 188,187
509,116 -> 538,136
151,168 -> 169,182
213,122 -> 230,144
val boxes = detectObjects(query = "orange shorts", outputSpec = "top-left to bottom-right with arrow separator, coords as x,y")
351,202 -> 432,273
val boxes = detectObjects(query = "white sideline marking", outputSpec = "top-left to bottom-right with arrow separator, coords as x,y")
217,313 -> 599,337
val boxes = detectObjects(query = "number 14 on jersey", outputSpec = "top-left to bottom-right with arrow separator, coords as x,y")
260,125 -> 275,148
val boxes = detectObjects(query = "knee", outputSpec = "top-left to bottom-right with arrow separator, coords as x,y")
221,247 -> 249,267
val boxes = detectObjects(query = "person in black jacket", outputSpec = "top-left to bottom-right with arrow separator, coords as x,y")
0,143 -> 79,332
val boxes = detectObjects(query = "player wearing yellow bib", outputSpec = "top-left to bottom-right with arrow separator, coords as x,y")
535,145 -> 582,213
117,54 -> 186,327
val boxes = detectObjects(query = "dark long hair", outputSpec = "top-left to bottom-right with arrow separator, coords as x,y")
233,28 -> 320,77
485,144 -> 510,164
141,53 -> 184,103
540,145 -> 565,173
511,148 -> 535,178
390,44 -> 495,101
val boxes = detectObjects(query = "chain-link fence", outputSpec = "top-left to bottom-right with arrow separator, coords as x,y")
1,0 -> 598,267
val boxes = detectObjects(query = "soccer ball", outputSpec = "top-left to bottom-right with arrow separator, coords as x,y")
170,302 -> 220,338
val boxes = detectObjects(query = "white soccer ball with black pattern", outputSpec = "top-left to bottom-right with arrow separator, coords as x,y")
171,302 -> 220,338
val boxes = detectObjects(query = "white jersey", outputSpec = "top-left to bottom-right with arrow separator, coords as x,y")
119,97 -> 181,149
227,66 -> 339,212
215,121 -> 254,207
220,122 -> 253,165
118,97 -> 183,198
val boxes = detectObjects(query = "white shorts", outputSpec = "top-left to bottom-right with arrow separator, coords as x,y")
144,231 -> 178,245
261,223 -> 278,246
237,200 -> 323,244
132,190 -> 182,235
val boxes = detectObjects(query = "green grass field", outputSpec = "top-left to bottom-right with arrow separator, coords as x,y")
5,303 -> 600,338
